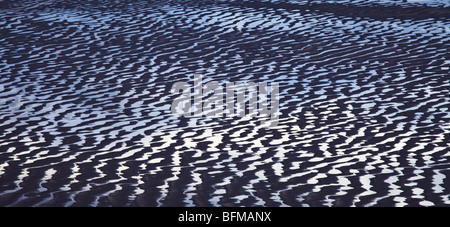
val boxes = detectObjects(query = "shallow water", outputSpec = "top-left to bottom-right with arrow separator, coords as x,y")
0,0 -> 449,207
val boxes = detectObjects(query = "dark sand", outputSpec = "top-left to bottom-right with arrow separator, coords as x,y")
0,0 -> 449,207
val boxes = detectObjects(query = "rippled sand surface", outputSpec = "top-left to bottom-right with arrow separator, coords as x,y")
0,0 -> 449,206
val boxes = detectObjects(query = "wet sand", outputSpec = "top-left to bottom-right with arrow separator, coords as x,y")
0,0 -> 449,206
